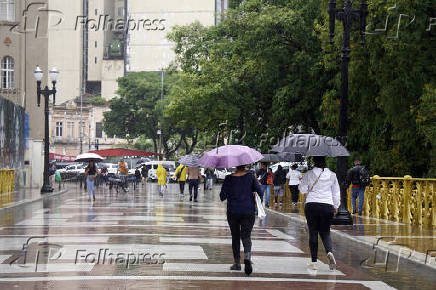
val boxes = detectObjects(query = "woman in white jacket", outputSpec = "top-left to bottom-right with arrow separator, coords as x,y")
299,156 -> 340,271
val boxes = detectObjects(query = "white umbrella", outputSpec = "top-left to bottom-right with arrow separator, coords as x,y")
74,152 -> 105,162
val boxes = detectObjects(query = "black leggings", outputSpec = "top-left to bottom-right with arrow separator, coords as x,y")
179,181 -> 185,194
289,185 -> 299,203
227,212 -> 255,263
304,203 -> 334,262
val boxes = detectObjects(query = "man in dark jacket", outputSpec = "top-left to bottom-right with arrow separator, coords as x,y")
256,163 -> 269,205
273,165 -> 286,205
347,157 -> 369,215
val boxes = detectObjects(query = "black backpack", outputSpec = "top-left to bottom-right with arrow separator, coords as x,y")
359,166 -> 370,187
176,166 -> 185,180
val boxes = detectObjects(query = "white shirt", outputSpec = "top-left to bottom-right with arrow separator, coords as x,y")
286,169 -> 302,185
298,167 -> 340,209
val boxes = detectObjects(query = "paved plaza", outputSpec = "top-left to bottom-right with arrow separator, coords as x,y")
0,183 -> 434,289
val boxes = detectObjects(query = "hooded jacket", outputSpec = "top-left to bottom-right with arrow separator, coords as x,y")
156,164 -> 167,185
298,167 -> 341,209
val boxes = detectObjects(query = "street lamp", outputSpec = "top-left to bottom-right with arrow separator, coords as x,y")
157,128 -> 162,161
34,65 -> 59,194
328,0 -> 368,225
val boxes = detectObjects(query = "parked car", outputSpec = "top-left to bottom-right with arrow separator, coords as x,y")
61,164 -> 86,175
103,163 -> 119,176
145,161 -> 176,182
214,168 -> 233,182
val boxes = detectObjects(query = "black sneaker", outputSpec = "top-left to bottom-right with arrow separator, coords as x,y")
244,259 -> 252,275
189,197 -> 192,201
194,199 -> 198,202
230,263 -> 241,271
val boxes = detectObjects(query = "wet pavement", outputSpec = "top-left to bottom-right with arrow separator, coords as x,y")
0,183 -> 434,289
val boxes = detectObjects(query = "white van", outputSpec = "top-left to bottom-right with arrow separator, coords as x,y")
144,161 -> 176,182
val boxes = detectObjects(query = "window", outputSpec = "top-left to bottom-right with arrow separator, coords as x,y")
67,121 -> 74,138
56,122 -> 63,137
0,0 -> 15,21
94,57 -> 97,64
95,122 -> 103,138
95,8 -> 98,16
95,41 -> 97,48
1,56 -> 14,89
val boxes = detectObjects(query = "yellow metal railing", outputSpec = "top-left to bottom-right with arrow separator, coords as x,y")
0,169 -> 15,194
348,176 -> 436,227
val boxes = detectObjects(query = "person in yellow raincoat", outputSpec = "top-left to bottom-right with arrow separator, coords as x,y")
174,164 -> 188,195
156,163 -> 167,196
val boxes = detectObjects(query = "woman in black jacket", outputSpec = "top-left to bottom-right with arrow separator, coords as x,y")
220,164 -> 263,275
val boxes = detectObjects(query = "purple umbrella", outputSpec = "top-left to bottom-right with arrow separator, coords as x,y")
199,145 -> 263,168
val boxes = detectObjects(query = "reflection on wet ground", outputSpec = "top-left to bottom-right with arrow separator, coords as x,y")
0,183 -> 434,289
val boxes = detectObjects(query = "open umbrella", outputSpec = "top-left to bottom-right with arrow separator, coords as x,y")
271,134 -> 350,157
199,145 -> 263,168
74,152 -> 105,162
260,154 -> 281,163
179,155 -> 200,167
277,152 -> 305,162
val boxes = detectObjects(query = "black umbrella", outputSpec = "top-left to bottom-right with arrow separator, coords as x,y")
277,152 -> 304,162
271,134 -> 350,157
260,154 -> 281,163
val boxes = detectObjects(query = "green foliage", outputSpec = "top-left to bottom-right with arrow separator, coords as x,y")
103,71 -> 198,158
87,96 -> 106,105
166,0 -> 326,152
164,0 -> 434,176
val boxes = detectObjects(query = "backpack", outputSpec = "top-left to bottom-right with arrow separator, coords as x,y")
359,166 -> 370,187
176,166 -> 185,180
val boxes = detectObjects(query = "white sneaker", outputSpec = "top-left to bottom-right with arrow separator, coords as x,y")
307,262 -> 318,270
327,252 -> 336,271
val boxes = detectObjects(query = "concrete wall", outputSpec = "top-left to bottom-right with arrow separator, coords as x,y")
87,0 -> 105,82
101,59 -> 123,99
128,0 -> 216,71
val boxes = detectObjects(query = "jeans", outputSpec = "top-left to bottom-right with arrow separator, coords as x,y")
188,179 -> 199,200
86,176 -> 95,199
206,178 -> 213,190
289,185 -> 299,203
179,181 -> 186,194
227,212 -> 255,263
351,187 -> 365,213
304,203 -> 334,262
260,184 -> 272,206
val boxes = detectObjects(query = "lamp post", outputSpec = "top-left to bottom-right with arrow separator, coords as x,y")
34,66 -> 59,194
328,0 -> 368,225
157,128 -> 162,161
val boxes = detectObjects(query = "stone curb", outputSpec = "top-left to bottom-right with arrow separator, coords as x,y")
266,208 -> 436,271
0,188 -> 69,213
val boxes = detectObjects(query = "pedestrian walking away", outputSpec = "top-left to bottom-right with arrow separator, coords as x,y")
85,161 -> 99,202
220,164 -> 263,276
174,164 -> 187,195
298,156 -> 340,271
347,157 -> 370,215
287,164 -> 302,205
256,163 -> 270,207
156,163 -> 167,197
273,165 -> 286,206
141,164 -> 149,187
265,168 -> 274,207
187,166 -> 201,202
134,167 -> 141,189
118,159 -> 129,191
205,168 -> 214,190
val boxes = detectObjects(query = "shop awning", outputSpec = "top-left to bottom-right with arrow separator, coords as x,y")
49,153 -> 76,162
88,148 -> 162,158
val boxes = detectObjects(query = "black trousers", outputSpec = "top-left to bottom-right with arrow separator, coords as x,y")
188,179 -> 199,199
289,185 -> 299,203
179,181 -> 185,194
227,212 -> 255,262
304,202 -> 334,262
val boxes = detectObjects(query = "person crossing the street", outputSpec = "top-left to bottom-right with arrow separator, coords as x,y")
156,163 -> 167,197
174,164 -> 188,195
